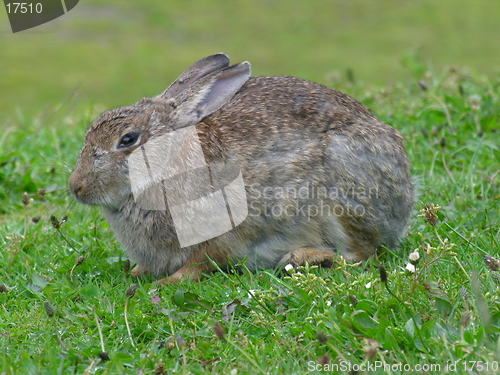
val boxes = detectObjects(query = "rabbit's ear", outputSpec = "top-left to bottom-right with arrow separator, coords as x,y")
170,61 -> 251,129
158,53 -> 230,100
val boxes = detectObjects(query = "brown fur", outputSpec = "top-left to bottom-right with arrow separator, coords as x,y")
68,54 -> 413,282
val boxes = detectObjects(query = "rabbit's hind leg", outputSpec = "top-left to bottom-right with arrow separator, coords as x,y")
277,247 -> 337,269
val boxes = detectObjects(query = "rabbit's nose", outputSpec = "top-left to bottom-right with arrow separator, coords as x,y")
72,184 -> 83,196
68,174 -> 83,196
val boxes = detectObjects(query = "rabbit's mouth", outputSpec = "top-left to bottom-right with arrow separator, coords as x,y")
71,190 -> 130,211
68,173 -> 131,209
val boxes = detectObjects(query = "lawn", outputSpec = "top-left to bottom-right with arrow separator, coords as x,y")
0,64 -> 499,374
2,0 -> 500,120
1,1 -> 500,374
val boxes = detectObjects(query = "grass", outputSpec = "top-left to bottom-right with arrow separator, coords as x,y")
3,0 -> 500,121
0,64 -> 499,374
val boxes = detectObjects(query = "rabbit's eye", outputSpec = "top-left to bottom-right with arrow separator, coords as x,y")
117,132 -> 141,149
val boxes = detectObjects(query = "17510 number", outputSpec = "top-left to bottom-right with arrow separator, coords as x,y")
6,3 -> 42,14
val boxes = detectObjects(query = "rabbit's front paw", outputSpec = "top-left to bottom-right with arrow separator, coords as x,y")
155,267 -> 203,284
130,264 -> 149,277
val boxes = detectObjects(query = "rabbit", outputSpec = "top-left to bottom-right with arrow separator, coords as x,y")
68,53 -> 414,283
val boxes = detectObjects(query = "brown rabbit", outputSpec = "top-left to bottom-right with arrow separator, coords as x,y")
68,53 -> 413,283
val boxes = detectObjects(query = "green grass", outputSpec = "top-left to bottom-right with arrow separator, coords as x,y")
2,0 -> 500,122
0,65 -> 499,374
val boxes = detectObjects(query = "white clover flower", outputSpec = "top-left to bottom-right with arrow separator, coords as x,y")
408,250 -> 420,262
405,263 -> 416,273
284,264 -> 294,273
